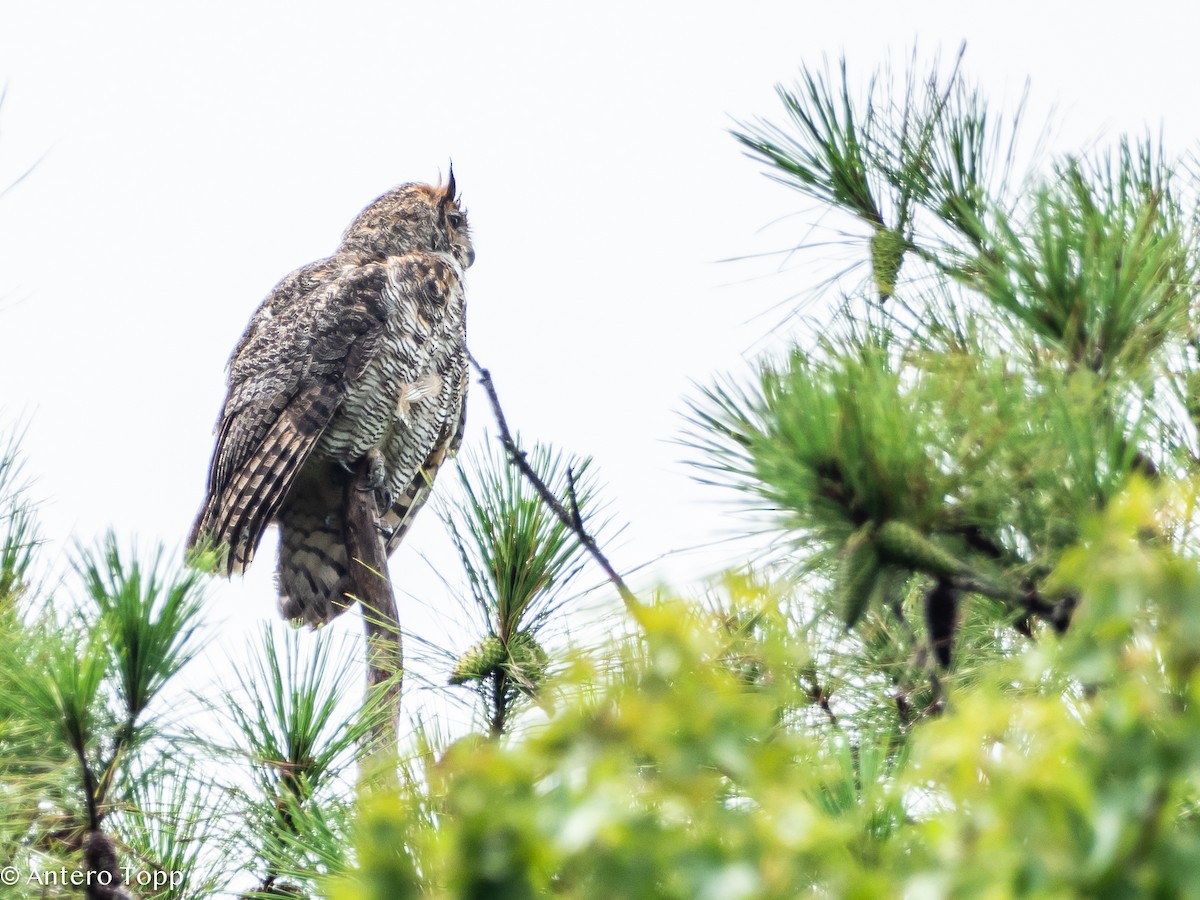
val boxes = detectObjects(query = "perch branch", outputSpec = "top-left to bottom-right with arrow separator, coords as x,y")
467,351 -> 641,612
344,456 -> 402,752
566,465 -> 585,531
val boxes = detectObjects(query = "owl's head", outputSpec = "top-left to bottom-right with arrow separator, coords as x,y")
339,168 -> 474,271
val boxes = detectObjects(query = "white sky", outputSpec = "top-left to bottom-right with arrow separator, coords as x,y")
2,1 -> 1199,730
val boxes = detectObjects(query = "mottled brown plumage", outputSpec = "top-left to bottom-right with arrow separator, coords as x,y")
190,173 -> 473,625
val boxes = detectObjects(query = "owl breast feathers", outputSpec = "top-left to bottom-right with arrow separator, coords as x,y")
189,174 -> 474,626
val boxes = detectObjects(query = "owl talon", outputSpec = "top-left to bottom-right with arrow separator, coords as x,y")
359,449 -> 387,492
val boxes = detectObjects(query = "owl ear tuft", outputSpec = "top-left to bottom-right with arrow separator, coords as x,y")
442,163 -> 457,207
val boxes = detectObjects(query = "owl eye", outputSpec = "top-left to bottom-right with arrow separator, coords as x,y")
447,212 -> 464,229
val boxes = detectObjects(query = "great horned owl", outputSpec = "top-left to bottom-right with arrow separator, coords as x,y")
189,172 -> 473,626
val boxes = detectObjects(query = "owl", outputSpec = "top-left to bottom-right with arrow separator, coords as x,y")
189,171 -> 473,626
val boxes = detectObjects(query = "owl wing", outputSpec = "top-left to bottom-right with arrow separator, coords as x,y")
189,260 -> 393,575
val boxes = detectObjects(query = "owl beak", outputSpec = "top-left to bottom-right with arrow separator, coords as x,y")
464,245 -> 476,268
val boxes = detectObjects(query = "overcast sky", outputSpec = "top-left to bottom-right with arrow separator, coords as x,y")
2,1 -> 1198,725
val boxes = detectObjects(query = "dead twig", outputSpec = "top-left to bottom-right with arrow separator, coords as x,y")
467,352 -> 641,612
566,465 -> 585,532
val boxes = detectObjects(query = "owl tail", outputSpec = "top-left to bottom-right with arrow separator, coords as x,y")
276,502 -> 356,627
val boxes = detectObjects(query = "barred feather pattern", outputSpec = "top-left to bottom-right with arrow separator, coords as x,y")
189,180 -> 473,626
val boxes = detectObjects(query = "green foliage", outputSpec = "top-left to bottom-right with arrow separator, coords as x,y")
12,535 -> 209,814
322,53 -> 1200,898
0,516 -> 376,897
80,536 -> 207,742
225,628 -> 378,896
733,57 -> 885,228
696,53 -> 1200,638
231,629 -> 374,804
0,442 -> 74,891
334,581 -> 907,899
0,528 -> 216,896
447,442 -> 594,640
891,481 -> 1200,896
329,484 -> 1200,897
972,144 -> 1196,374
695,337 -> 954,544
114,772 -> 238,899
0,431 -> 37,601
439,442 -> 597,735
731,48 -> 1016,302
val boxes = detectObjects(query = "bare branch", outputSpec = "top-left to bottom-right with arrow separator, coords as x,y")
565,465 -> 585,532
344,456 -> 402,753
467,352 -> 642,612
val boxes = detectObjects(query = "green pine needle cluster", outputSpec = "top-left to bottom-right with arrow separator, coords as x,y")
0,527 -> 215,897
697,53 -> 1198,642
0,431 -> 36,601
224,628 -> 379,895
440,441 -> 599,735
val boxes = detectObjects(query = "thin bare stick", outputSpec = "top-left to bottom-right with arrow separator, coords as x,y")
344,456 -> 402,752
565,465 -> 584,531
467,352 -> 641,612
